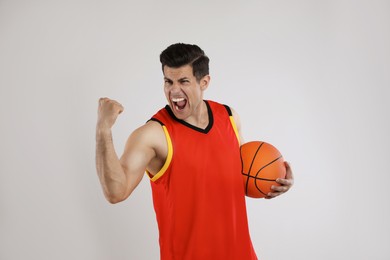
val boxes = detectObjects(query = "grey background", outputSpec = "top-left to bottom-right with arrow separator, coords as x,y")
1,0 -> 389,259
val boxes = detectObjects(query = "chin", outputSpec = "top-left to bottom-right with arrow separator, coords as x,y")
172,108 -> 189,120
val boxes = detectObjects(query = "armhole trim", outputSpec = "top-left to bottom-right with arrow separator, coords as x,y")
224,105 -> 240,144
229,116 -> 240,144
223,104 -> 233,116
147,125 -> 173,182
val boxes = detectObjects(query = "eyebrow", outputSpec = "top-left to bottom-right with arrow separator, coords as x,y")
164,77 -> 190,81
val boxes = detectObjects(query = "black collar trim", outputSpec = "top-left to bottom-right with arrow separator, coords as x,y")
165,100 -> 213,134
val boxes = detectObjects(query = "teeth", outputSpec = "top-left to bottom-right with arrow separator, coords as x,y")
172,97 -> 185,102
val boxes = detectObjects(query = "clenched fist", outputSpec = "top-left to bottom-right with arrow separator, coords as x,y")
97,97 -> 124,130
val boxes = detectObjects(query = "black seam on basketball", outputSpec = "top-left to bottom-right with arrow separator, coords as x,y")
241,175 -> 275,197
254,155 -> 283,195
243,142 -> 263,196
242,173 -> 277,181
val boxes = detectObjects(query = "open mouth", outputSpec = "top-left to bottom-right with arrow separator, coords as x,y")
172,97 -> 187,111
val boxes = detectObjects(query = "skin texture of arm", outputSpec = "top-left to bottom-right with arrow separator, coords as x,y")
95,98 -> 166,204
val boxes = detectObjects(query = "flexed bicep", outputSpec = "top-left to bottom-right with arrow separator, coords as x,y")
119,121 -> 167,197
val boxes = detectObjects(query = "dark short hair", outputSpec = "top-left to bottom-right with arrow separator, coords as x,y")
160,43 -> 209,81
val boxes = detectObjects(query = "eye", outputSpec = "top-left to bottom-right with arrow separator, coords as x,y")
180,79 -> 190,84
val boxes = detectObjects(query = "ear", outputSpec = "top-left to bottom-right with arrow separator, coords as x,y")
200,75 -> 210,91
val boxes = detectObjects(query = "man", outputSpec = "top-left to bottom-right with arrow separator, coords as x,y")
96,43 -> 294,259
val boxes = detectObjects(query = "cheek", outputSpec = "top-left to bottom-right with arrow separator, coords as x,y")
191,86 -> 202,97
186,85 -> 200,95
163,88 -> 170,101
164,85 -> 170,95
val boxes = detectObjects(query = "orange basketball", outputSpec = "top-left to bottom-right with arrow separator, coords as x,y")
240,141 -> 286,198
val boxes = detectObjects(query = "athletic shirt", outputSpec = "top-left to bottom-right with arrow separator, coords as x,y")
148,100 -> 258,260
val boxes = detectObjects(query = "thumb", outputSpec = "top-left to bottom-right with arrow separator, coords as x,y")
284,161 -> 293,178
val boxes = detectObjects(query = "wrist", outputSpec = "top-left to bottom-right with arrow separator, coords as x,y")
96,125 -> 112,141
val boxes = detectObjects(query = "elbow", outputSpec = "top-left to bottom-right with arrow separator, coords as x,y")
106,196 -> 123,204
101,180 -> 131,204
104,190 -> 127,204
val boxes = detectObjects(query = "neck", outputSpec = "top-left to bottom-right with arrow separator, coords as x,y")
186,100 -> 209,129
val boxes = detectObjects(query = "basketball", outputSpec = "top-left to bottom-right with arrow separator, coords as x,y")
240,141 -> 286,198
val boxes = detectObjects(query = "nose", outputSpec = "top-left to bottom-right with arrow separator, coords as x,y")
170,82 -> 181,92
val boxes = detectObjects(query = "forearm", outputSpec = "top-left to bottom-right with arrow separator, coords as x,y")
95,128 -> 128,203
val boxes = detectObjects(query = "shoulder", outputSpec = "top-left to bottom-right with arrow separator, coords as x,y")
206,100 -> 233,116
122,119 -> 167,164
229,106 -> 240,120
131,120 -> 168,175
150,105 -> 171,125
207,100 -> 239,118
130,120 -> 165,145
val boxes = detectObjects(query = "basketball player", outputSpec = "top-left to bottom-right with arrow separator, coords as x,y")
96,43 -> 294,259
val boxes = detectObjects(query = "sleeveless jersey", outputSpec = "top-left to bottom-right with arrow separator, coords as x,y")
148,100 -> 257,260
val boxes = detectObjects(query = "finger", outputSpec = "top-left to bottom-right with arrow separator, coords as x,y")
100,98 -> 123,111
276,161 -> 294,186
275,178 -> 293,186
265,192 -> 281,199
98,98 -> 106,113
118,104 -> 124,114
107,99 -> 123,112
99,97 -> 111,106
271,185 -> 289,192
266,185 -> 289,199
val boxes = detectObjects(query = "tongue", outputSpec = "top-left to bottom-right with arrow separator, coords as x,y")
176,100 -> 186,109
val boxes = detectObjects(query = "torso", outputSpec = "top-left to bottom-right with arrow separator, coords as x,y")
146,101 -> 210,176
147,100 -> 257,260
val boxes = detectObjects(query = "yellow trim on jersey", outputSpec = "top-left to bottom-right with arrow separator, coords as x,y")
229,116 -> 240,144
149,125 -> 173,182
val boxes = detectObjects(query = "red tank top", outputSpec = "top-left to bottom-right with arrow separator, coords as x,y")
148,100 -> 257,260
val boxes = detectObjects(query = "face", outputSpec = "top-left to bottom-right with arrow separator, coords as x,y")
163,64 -> 209,121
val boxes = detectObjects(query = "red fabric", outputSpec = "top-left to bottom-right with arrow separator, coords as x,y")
149,100 -> 257,260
